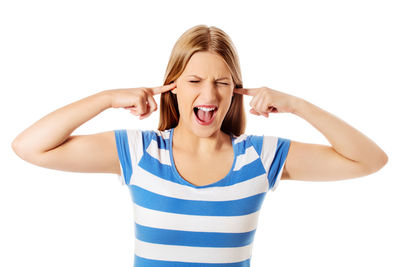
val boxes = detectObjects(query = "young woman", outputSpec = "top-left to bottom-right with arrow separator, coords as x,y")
12,25 -> 388,266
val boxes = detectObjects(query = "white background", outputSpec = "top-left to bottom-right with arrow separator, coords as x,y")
1,0 -> 399,266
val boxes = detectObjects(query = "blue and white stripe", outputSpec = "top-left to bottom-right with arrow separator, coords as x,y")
114,127 -> 290,266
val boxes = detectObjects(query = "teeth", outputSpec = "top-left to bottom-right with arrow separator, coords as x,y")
196,107 -> 216,112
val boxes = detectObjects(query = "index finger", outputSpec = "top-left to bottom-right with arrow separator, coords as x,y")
151,82 -> 177,95
233,87 -> 258,96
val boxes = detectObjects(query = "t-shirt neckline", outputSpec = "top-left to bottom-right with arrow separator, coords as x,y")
168,127 -> 237,189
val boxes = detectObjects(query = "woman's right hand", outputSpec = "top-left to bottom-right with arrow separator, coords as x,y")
108,83 -> 176,120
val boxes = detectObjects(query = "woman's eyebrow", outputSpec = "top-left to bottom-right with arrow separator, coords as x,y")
186,75 -> 230,81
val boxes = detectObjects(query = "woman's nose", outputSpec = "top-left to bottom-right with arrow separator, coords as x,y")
200,81 -> 218,98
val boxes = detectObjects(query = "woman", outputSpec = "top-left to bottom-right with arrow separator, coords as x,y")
12,24 -> 388,266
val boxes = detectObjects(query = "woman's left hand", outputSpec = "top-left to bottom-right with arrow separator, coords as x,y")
233,86 -> 299,118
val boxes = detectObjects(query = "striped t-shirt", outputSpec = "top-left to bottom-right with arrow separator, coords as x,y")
114,127 -> 291,266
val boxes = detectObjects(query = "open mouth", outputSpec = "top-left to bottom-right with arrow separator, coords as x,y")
193,107 -> 218,125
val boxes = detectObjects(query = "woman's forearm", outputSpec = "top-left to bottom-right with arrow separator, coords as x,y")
292,97 -> 388,171
12,90 -> 112,155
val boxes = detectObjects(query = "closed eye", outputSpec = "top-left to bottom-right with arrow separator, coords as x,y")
189,81 -> 229,85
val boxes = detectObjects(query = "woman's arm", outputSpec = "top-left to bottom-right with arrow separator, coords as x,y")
12,90 -> 111,157
234,86 -> 388,181
11,84 -> 176,170
291,98 -> 388,172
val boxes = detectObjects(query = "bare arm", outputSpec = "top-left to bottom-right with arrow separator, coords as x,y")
281,98 -> 388,181
12,90 -> 111,157
233,86 -> 388,181
10,90 -> 122,174
291,98 -> 388,172
11,83 -> 176,174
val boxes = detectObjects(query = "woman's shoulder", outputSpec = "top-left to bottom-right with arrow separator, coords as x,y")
122,128 -> 171,137
115,128 -> 171,153
233,132 -> 264,144
131,128 -> 172,146
233,132 -> 280,156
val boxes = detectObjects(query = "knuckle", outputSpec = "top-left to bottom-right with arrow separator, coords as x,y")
137,89 -> 146,97
133,95 -> 142,103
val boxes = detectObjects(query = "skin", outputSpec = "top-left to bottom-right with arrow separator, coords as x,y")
11,50 -> 387,183
127,51 -> 388,182
171,51 -> 235,155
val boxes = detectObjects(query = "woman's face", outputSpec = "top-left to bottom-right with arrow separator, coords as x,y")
173,51 -> 235,137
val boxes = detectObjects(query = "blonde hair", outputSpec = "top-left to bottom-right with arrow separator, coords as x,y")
157,24 -> 246,136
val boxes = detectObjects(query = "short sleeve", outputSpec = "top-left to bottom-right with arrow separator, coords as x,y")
249,135 -> 291,192
113,129 -> 143,186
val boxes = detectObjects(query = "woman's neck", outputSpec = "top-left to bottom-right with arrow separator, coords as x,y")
172,124 -> 231,155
